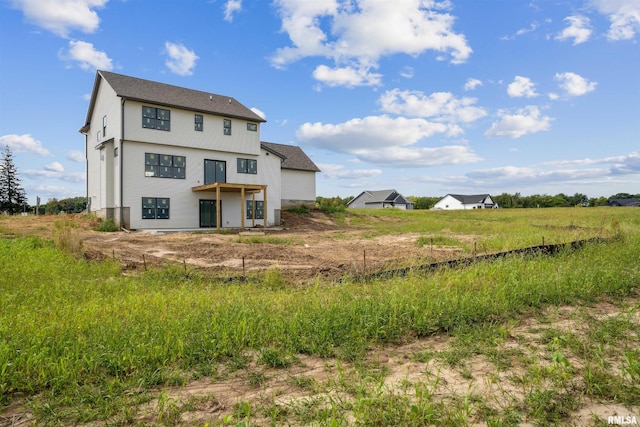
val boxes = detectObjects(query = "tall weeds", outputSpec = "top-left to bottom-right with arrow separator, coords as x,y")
1,208 -> 639,424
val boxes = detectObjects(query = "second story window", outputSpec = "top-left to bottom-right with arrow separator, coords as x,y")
237,158 -> 257,174
145,153 -> 185,179
223,119 -> 231,135
103,116 -> 107,136
247,123 -> 257,132
142,106 -> 170,131
195,114 -> 203,131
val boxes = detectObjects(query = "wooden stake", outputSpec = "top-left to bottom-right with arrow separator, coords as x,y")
242,256 -> 246,278
363,249 -> 366,272
143,254 -> 147,271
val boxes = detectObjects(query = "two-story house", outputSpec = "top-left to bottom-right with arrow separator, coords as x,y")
80,71 -> 319,230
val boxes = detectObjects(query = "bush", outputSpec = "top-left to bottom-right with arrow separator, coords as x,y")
95,218 -> 118,232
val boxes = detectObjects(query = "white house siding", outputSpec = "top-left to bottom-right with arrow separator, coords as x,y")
281,169 -> 316,208
433,195 -> 464,210
86,80 -> 121,216
122,141 -> 281,229
123,100 -> 260,156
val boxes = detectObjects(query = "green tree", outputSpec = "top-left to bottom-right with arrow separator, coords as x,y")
0,145 -> 27,214
409,196 -> 440,209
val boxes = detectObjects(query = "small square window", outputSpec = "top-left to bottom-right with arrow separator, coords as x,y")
145,153 -> 159,165
145,164 -> 158,177
173,156 -> 186,168
247,123 -> 257,132
160,155 -> 173,167
173,167 -> 185,179
159,166 -> 173,178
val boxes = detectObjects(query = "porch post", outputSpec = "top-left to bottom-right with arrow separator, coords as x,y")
251,193 -> 256,228
241,187 -> 245,229
263,185 -> 268,228
216,185 -> 221,230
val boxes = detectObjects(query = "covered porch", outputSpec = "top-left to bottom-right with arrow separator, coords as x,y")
191,182 -> 267,230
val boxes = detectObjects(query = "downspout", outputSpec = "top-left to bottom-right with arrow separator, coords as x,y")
84,133 -> 89,213
120,98 -> 125,228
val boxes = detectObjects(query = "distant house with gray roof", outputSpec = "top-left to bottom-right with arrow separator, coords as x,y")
609,198 -> 640,207
80,70 -> 319,229
347,190 -> 414,210
432,194 -> 498,210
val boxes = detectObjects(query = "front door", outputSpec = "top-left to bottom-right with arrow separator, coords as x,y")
199,200 -> 219,227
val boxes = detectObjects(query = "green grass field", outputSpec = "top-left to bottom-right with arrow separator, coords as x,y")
1,208 -> 639,426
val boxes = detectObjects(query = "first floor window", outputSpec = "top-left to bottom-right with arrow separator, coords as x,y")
246,200 -> 264,219
142,197 -> 170,219
237,158 -> 257,174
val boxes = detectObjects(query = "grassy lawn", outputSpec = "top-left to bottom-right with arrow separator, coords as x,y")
1,208 -> 639,425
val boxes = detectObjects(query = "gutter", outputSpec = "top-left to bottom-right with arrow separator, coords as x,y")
120,98 -> 125,228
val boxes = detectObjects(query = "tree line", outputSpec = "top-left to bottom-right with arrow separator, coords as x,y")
318,192 -> 639,211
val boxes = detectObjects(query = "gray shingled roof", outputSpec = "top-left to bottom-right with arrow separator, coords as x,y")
348,189 -> 412,206
81,70 -> 265,131
261,141 -> 321,172
449,194 -> 493,204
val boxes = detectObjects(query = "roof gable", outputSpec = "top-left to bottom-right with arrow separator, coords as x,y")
349,189 -> 411,205
81,70 -> 265,132
260,141 -> 320,172
448,194 -> 492,204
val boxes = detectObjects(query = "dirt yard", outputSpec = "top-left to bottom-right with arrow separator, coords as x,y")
0,211 -> 465,283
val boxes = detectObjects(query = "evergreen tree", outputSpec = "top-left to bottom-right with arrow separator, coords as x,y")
0,145 -> 27,214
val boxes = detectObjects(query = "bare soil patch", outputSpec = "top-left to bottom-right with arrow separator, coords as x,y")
0,212 -> 462,284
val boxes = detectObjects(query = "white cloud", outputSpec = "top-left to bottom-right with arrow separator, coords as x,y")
500,21 -> 540,40
44,162 -> 64,172
466,153 -> 640,186
556,15 -> 592,45
591,0 -> 640,40
66,150 -> 85,162
378,89 -> 487,123
164,42 -> 199,76
223,0 -> 242,22
297,115 -> 482,167
312,64 -> 382,87
400,66 -> 414,79
317,163 -> 382,179
271,0 -> 471,86
554,72 -> 597,96
507,76 -> 538,98
0,134 -> 51,156
250,107 -> 266,120
544,151 -> 640,175
61,40 -> 113,71
464,78 -> 482,91
485,106 -> 552,139
23,169 -> 85,183
10,0 -> 107,37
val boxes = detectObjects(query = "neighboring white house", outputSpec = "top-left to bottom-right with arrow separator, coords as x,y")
347,190 -> 414,210
432,194 -> 498,210
261,142 -> 320,209
79,70 -> 319,230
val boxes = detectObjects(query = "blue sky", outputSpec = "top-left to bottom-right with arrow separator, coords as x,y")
0,0 -> 638,204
